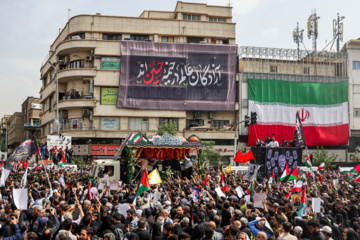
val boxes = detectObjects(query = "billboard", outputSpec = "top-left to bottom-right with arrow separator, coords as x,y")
101,87 -> 118,105
117,41 -> 237,111
47,135 -> 72,149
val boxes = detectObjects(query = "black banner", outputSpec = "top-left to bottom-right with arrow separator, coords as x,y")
265,147 -> 302,177
295,112 -> 306,148
117,41 -> 237,111
5,135 -> 38,170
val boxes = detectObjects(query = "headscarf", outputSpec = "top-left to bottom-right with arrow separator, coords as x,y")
346,230 -> 359,240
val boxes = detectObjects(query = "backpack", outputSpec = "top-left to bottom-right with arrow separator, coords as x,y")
114,228 -> 124,240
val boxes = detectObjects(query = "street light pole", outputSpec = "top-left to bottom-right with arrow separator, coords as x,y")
48,61 -> 60,135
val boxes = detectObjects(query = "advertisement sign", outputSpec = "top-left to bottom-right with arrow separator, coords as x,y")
90,145 -> 121,155
265,147 -> 302,177
47,135 -> 72,149
101,87 -> 118,105
71,145 -> 89,155
117,41 -> 236,111
100,117 -> 120,130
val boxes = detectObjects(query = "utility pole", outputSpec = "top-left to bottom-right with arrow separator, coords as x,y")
293,22 -> 304,59
307,9 -> 320,52
333,13 -> 344,52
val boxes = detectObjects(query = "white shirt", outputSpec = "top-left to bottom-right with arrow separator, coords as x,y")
268,141 -> 279,148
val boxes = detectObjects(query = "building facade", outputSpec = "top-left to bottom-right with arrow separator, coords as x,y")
0,115 -> 11,152
7,112 -> 23,153
39,1 -> 238,164
21,97 -> 42,142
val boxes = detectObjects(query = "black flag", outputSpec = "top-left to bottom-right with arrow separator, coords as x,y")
5,135 -> 38,170
294,112 -> 306,148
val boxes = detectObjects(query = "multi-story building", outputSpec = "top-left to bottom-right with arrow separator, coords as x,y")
7,112 -> 23,153
238,46 -> 349,161
22,97 -> 42,142
0,115 -> 11,152
39,1 -> 238,164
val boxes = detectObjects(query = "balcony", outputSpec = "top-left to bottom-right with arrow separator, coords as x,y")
58,98 -> 96,110
58,68 -> 97,83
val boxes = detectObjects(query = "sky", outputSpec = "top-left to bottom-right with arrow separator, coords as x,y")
0,0 -> 358,119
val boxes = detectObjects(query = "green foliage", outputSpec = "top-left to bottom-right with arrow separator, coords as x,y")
72,155 -> 86,168
36,139 -> 40,146
350,146 -> 360,163
159,168 -> 173,181
311,147 -> 341,170
196,149 -> 208,178
157,121 -> 177,136
125,146 -> 138,182
203,141 -> 222,168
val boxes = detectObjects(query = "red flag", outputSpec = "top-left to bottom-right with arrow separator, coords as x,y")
14,161 -> 17,168
319,175 -> 323,182
67,182 -> 71,189
233,150 -> 243,163
220,171 -> 228,192
44,159 -> 47,167
308,171 -> 313,177
272,169 -> 275,179
204,173 -> 208,186
88,181 -> 92,200
234,151 -> 255,163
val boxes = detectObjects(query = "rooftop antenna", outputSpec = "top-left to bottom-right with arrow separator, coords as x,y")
307,9 -> 320,52
333,13 -> 345,52
67,8 -> 71,21
293,22 -> 304,59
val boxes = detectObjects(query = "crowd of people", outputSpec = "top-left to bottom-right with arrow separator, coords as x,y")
0,159 -> 359,240
256,134 -> 297,148
38,145 -> 73,164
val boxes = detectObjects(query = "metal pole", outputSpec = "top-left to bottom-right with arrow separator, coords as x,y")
56,69 -> 59,135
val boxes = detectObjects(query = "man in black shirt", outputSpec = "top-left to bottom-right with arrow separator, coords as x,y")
307,219 -> 326,240
265,135 -> 272,145
135,218 -> 151,240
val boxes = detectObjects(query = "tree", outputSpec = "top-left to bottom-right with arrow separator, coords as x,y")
124,146 -> 138,183
350,146 -> 360,163
157,121 -> 177,136
311,147 -> 341,170
72,155 -> 86,168
203,141 -> 222,168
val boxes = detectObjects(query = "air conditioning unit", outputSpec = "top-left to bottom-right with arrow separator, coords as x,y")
85,56 -> 92,61
83,109 -> 90,117
209,111 -> 215,119
194,111 -> 202,120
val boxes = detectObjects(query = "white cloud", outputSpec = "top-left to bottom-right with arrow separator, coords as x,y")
262,27 -> 279,35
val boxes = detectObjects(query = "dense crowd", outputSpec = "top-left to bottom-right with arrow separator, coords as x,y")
0,163 -> 359,240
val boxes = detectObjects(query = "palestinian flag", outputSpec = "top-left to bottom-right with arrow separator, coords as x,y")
246,180 -> 253,195
304,154 -> 313,168
285,180 -> 303,198
247,79 -> 349,147
280,162 -> 290,181
281,167 -> 299,183
133,169 -> 150,205
317,162 -> 326,171
220,171 -> 228,192
90,178 -> 97,184
271,170 -> 275,185
298,185 -> 307,217
57,162 -> 64,169
355,174 -> 360,182
350,163 -> 360,174
203,173 -> 208,188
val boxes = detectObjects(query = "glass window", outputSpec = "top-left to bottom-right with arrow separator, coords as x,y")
211,120 -> 230,128
129,118 -> 148,131
159,118 -> 179,130
130,35 -> 150,41
303,67 -> 310,74
103,33 -> 122,40
162,36 -> 174,42
183,14 -> 200,21
70,60 -> 82,69
101,57 -> 120,70
98,165 -> 114,178
49,96 -> 53,112
355,109 -> 360,117
270,65 -> 278,73
43,76 -> 47,87
70,119 -> 83,130
353,61 -> 360,70
71,33 -> 85,39
100,117 -> 120,130
50,69 -> 55,80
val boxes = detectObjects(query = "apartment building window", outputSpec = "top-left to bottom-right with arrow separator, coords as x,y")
33,119 -> 41,126
159,118 -> 179,130
49,96 -> 53,112
162,36 -> 174,42
100,117 -> 120,130
270,65 -> 278,73
71,33 -> 85,39
129,118 -> 148,131
50,69 -> 55,80
103,33 -> 122,40
353,61 -> 360,70
183,14 -> 200,21
43,124 -> 47,136
43,102 -> 47,112
43,76 -> 48,87
211,120 -> 230,128
355,109 -> 360,117
303,67 -> 310,74
209,17 -> 226,22
187,37 -> 204,43
101,57 -> 120,70
130,35 -> 150,41
70,119 -> 83,130
70,60 -> 82,69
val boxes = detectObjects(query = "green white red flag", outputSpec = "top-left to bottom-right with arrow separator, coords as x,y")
317,162 -> 326,171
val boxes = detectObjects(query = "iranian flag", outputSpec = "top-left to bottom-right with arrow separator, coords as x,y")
133,134 -> 143,144
317,162 -> 326,171
133,169 -> 150,205
247,79 -> 349,147
298,185 -> 307,217
285,180 -> 303,198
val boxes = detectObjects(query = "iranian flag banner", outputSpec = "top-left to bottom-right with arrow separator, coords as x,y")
247,79 -> 349,146
285,180 -> 303,198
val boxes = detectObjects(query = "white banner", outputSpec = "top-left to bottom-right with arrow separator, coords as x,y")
47,135 -> 72,149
